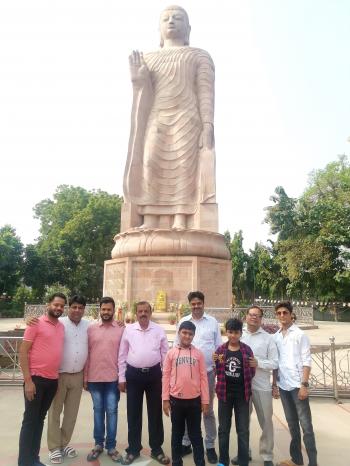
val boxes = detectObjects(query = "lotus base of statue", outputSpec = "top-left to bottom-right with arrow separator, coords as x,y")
111,228 -> 231,260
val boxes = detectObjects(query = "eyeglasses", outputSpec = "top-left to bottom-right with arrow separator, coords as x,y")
247,314 -> 262,318
276,310 -> 290,316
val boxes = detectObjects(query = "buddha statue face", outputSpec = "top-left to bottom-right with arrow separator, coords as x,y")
159,5 -> 191,46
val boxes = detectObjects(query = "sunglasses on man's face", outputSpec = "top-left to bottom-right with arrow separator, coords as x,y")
276,310 -> 290,316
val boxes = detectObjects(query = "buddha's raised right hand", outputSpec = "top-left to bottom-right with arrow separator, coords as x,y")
129,50 -> 150,87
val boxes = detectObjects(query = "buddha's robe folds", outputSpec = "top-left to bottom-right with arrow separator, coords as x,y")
124,46 -> 215,216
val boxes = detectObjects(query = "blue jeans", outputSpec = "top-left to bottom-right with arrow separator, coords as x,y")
279,388 -> 317,466
87,381 -> 120,451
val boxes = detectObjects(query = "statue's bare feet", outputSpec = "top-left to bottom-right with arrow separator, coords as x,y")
137,215 -> 158,230
172,214 -> 186,229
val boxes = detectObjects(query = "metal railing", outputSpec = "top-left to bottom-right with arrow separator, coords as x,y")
1,335 -> 349,399
0,337 -> 23,385
310,337 -> 350,400
205,308 -> 232,323
234,306 -> 315,326
24,304 -> 100,320
24,305 -> 315,326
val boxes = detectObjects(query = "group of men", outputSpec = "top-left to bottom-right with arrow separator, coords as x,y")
18,290 -> 317,466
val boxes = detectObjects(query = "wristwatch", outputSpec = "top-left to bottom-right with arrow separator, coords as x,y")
301,381 -> 309,388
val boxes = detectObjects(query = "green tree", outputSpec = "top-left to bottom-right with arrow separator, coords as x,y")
0,225 -> 24,295
297,155 -> 350,300
300,155 -> 350,246
43,283 -> 71,303
230,230 -> 249,302
275,237 -> 340,299
223,230 -> 232,252
246,242 -> 276,299
264,186 -> 298,240
13,285 -> 38,305
265,156 -> 350,300
23,244 -> 48,298
28,185 -> 122,299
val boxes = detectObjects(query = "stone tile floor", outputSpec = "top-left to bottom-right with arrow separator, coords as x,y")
1,386 -> 349,466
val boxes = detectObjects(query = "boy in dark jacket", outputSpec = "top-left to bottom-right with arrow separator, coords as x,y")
214,318 -> 255,466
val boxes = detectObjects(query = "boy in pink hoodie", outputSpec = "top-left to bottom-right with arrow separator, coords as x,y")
162,321 -> 209,466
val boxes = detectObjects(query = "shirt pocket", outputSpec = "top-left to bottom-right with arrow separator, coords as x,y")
200,330 -> 213,342
150,335 -> 161,351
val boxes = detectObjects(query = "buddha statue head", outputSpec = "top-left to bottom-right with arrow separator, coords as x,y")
159,5 -> 191,47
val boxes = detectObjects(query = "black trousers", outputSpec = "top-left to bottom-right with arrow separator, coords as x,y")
218,388 -> 250,466
18,375 -> 58,466
125,364 -> 164,456
170,396 -> 205,466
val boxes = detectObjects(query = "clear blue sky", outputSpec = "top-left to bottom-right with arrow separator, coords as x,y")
1,0 -> 349,250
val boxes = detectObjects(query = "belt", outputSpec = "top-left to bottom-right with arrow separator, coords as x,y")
127,363 -> 160,373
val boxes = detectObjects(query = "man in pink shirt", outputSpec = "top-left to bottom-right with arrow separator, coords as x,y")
84,296 -> 124,463
118,301 -> 170,465
18,292 -> 66,466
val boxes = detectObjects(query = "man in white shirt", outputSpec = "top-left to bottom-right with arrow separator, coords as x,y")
273,301 -> 318,466
232,305 -> 278,466
175,291 -> 222,464
47,295 -> 90,464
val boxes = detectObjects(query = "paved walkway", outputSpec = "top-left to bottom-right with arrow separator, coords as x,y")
1,318 -> 349,465
1,386 -> 349,466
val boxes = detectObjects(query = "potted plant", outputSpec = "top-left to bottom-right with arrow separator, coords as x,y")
125,311 -> 136,324
168,313 -> 177,325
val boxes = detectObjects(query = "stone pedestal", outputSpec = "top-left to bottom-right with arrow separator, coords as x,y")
103,254 -> 232,308
111,228 -> 229,260
104,228 -> 231,308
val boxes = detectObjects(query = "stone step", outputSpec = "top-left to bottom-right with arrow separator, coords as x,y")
152,312 -> 178,325
153,318 -> 170,324
151,318 -> 178,343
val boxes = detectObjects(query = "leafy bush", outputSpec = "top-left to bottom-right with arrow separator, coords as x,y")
43,283 -> 70,303
0,300 -> 24,318
13,285 -> 37,305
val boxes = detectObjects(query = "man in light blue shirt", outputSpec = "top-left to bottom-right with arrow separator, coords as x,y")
175,291 -> 222,464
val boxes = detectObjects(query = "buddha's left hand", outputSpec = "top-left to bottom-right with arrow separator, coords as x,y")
199,122 -> 214,150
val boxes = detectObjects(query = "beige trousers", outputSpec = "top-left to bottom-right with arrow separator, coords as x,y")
250,389 -> 274,461
47,371 -> 84,451
183,370 -> 217,449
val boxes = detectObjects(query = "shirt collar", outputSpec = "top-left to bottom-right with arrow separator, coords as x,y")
244,326 -> 264,335
66,316 -> 84,326
135,320 -> 154,331
98,320 -> 117,327
190,312 -> 208,322
224,341 -> 243,350
277,323 -> 296,334
42,314 -> 59,326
